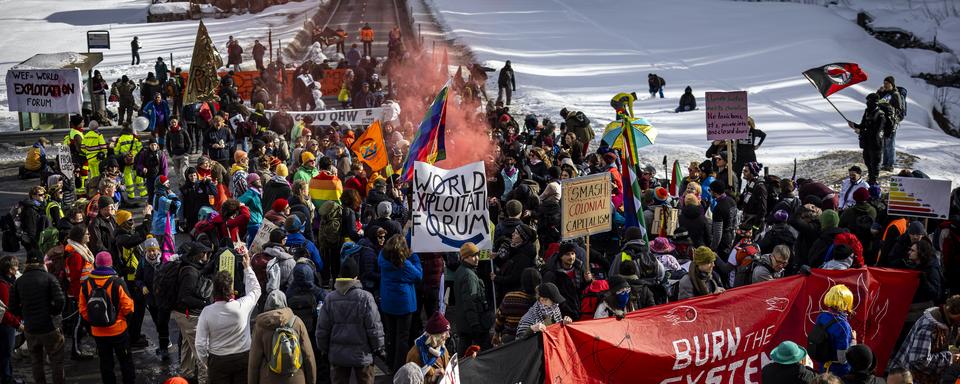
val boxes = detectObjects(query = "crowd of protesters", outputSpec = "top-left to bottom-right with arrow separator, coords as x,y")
4,27 -> 960,384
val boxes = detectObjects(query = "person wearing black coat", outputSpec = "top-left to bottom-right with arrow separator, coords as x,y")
738,162 -> 767,229
204,118 -> 235,168
497,60 -> 516,106
892,239 -> 942,305
841,344 -> 886,384
17,188 -> 47,252
709,181 -> 737,257
789,205 -> 821,271
494,200 -> 523,249
522,151 -> 550,191
675,86 -> 696,113
261,175 -> 292,213
9,252 -> 66,384
848,93 -> 888,184
180,168 -> 216,232
542,243 -> 593,320
493,224 -> 537,304
734,118 -> 766,176
678,204 -> 711,248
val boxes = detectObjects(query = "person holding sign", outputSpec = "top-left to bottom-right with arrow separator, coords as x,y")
405,312 -> 452,384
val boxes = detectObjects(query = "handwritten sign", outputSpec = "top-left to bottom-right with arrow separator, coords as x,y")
218,249 -> 235,278
5,68 -> 83,113
705,91 -> 749,140
560,172 -> 612,241
438,354 -> 460,384
249,220 -> 278,254
57,144 -> 74,180
411,161 -> 492,253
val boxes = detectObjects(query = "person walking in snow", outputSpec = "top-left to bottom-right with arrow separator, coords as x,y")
497,60 -> 516,106
131,36 -> 141,65
648,73 -> 665,99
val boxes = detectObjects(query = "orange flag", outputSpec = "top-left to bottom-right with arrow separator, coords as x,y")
350,120 -> 389,172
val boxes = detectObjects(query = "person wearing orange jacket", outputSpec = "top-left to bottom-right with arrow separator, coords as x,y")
63,224 -> 96,360
360,23 -> 375,57
79,251 -> 135,384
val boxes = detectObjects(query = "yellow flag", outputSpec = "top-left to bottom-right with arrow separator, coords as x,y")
350,120 -> 389,172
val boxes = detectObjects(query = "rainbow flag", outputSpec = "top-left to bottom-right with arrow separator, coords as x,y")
669,160 -> 684,197
619,117 -> 648,239
401,79 -> 451,182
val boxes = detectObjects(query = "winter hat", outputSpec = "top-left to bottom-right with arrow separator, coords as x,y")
115,210 -> 133,226
672,228 -> 691,244
26,249 -> 44,265
301,151 -> 316,164
459,242 -> 480,260
499,114 -> 511,124
624,226 -> 645,242
698,160 -> 714,174
853,188 -> 870,203
505,199 -> 523,217
907,220 -> 926,235
144,237 -> 160,251
377,201 -> 392,219
393,362 -> 425,384
846,344 -> 877,373
275,163 -> 289,177
159,175 -> 169,185
869,184 -> 882,200
558,242 -> 577,257
709,180 -> 726,195
772,209 -> 789,223
833,244 -> 854,261
284,215 -> 303,233
95,251 -> 113,268
234,150 -> 248,164
263,290 -> 288,311
693,246 -> 717,266
654,187 -> 669,203
602,152 -> 618,164
269,229 -> 286,244
246,172 -> 260,184
538,282 -> 565,304
340,256 -> 360,279
607,275 -> 630,292
883,76 -> 896,86
270,199 -> 288,213
515,224 -> 536,243
341,241 -> 363,259
650,237 -> 675,254
47,175 -> 62,188
97,195 -> 114,210
745,162 -> 762,176
425,312 -> 451,335
770,341 -> 807,365
820,210 -> 839,230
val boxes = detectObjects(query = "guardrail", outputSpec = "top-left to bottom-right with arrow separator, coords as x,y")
0,127 -> 125,146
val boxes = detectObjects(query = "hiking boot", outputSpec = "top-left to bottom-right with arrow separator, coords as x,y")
70,351 -> 94,361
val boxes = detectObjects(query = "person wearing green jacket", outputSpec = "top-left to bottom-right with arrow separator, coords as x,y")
453,242 -> 494,354
238,173 -> 264,246
293,151 -> 320,184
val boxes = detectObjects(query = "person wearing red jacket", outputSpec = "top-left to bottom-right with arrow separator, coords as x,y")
63,224 -> 95,360
0,256 -> 22,384
79,252 -> 135,384
222,199 -> 251,244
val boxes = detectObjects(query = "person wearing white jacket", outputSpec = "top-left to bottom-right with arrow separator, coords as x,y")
196,250 -> 261,384
838,166 -> 869,210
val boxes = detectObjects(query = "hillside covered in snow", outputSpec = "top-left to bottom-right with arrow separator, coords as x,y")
429,0 -> 960,181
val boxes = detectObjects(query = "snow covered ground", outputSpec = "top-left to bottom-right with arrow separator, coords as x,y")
0,0 -> 321,131
428,0 -> 960,181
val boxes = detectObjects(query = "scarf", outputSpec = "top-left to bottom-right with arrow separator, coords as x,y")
688,265 -> 712,296
67,240 -> 94,264
414,333 -> 446,368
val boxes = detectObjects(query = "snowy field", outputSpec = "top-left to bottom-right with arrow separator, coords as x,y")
429,0 -> 960,181
0,0 -> 321,132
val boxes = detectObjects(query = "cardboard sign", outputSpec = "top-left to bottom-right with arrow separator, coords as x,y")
651,205 -> 679,237
560,172 -> 612,241
887,177 -> 952,219
57,145 -> 74,180
438,354 -> 461,384
411,161 -> 492,253
218,249 -> 235,278
705,91 -> 749,140
249,220 -> 278,254
5,68 -> 83,113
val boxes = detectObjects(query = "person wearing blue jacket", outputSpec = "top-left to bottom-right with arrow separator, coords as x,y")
237,173 -> 263,247
377,234 -> 422,372
813,284 -> 855,377
284,215 -> 324,273
151,176 -> 180,262
142,92 -> 171,135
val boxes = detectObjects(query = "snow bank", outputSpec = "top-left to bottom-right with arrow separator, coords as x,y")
12,52 -> 85,70
869,9 -> 940,43
148,3 -> 220,16
939,17 -> 960,55
430,0 -> 960,180
901,48 -> 960,75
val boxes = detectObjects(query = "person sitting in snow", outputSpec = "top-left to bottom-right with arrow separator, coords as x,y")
676,86 -> 696,112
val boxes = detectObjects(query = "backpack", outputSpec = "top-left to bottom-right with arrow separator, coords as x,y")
896,86 -> 907,119
807,317 -> 839,363
38,226 -> 59,255
317,201 -> 342,247
153,259 -> 182,310
268,317 -> 303,376
0,206 -> 22,252
579,279 -> 609,321
573,111 -> 590,127
733,255 -> 773,287
82,277 -> 121,327
877,102 -> 897,138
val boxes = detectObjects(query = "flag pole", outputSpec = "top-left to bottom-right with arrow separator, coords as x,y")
803,74 -> 852,123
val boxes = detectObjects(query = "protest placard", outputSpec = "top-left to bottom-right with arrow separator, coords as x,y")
561,172 -> 611,241
5,68 -> 83,114
887,177 -> 952,219
705,91 -> 749,140
249,220 -> 278,254
411,161 -> 491,253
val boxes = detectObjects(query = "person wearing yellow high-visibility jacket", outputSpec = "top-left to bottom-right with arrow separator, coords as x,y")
81,120 -> 108,194
114,126 -> 147,200
64,115 -> 86,193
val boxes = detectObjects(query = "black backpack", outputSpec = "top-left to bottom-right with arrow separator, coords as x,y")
82,277 -> 121,327
153,260 -> 182,310
733,256 -> 773,287
896,86 -> 907,119
807,317 -> 839,362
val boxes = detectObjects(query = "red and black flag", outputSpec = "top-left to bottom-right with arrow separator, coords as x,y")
803,62 -> 868,97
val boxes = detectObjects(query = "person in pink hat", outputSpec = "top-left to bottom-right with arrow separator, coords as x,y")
650,237 -> 682,274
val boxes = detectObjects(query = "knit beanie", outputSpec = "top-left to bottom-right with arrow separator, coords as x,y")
95,251 -> 113,268
234,150 -> 248,164
115,210 -> 133,226
907,220 -> 925,235
853,188 -> 870,203
820,210 -> 839,230
745,162 -> 762,176
693,246 -> 717,265
144,237 -> 161,251
460,242 -> 480,260
340,257 -> 360,279
377,201 -> 392,219
275,163 -> 289,177
271,198 -> 289,212
424,312 -> 450,335
624,226 -> 645,242
98,195 -> 114,209
301,151 -> 316,164
269,228 -> 287,244
772,209 -> 789,223
845,344 -> 876,373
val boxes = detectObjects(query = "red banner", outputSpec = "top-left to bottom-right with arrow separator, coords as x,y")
542,268 -> 918,384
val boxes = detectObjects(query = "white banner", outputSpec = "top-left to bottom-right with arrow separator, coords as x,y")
5,68 -> 83,113
438,354 -> 460,384
411,161 -> 492,253
265,106 -> 388,126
